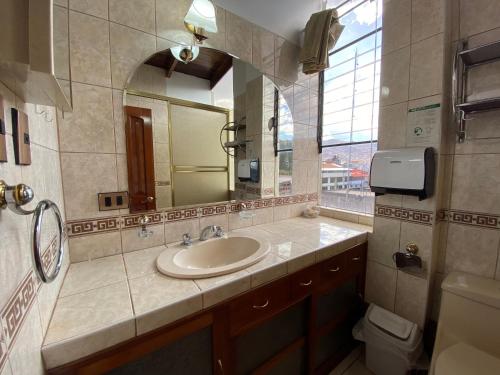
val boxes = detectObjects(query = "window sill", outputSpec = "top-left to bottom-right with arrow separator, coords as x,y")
319,206 -> 374,228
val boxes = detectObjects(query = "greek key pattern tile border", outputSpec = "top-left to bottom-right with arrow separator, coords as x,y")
66,193 -> 320,237
0,235 -> 66,372
375,204 -> 434,226
440,209 -> 500,230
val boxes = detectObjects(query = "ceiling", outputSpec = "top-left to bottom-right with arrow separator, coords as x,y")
145,48 -> 233,89
215,0 -> 324,44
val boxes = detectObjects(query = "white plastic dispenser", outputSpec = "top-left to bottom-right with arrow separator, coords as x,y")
369,147 -> 434,200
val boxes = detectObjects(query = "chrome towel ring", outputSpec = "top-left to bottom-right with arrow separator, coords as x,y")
0,180 -> 65,283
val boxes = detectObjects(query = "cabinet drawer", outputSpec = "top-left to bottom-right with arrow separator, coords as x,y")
320,254 -> 345,289
229,278 -> 290,335
290,265 -> 319,301
344,245 -> 366,277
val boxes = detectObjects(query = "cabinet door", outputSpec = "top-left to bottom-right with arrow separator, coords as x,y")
233,302 -> 307,375
106,327 -> 213,375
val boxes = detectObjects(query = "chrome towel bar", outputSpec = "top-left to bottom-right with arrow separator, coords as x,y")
0,180 -> 65,283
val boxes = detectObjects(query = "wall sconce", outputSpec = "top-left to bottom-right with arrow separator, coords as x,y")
171,45 -> 200,64
184,0 -> 218,43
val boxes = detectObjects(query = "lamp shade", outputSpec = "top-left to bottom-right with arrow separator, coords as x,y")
184,0 -> 218,33
171,45 -> 200,64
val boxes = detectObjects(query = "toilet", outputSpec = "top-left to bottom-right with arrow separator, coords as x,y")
430,272 -> 500,374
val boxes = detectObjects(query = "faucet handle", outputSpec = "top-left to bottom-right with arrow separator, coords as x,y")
215,226 -> 224,238
182,233 -> 192,246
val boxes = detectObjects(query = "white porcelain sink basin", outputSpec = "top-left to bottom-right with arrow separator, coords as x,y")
157,236 -> 270,278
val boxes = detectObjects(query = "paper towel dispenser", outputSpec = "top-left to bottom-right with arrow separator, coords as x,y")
369,147 -> 435,200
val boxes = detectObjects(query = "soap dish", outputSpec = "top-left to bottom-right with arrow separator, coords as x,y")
302,206 -> 320,218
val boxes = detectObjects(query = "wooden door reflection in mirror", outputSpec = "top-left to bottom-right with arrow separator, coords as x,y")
125,106 -> 156,212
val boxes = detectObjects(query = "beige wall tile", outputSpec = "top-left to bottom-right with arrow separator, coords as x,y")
450,154 -> 500,214
69,11 -> 111,86
252,26 -> 275,76
58,82 -> 115,153
226,12 -> 252,63
228,212 -> 253,230
199,214 -> 229,232
0,361 -> 12,375
411,0 -> 445,43
121,224 -> 165,253
112,89 -> 126,154
110,23 -> 156,89
8,305 -> 44,375
165,219 -> 200,244
382,0 -> 411,55
445,223 -> 500,278
455,110 -> 500,155
69,231 -> 122,262
365,260 -> 397,311
377,102 -> 407,150
54,0 -> 67,7
380,46 -> 410,106
155,0 -> 192,44
69,0 -> 108,19
395,271 -> 428,328
252,207 -> 274,225
109,0 -> 155,34
274,204 -> 292,222
123,246 -> 166,278
460,0 -> 500,38
275,37 -> 300,83
53,5 -> 70,81
61,153 -> 118,220
368,217 -> 401,267
409,33 -> 444,100
129,273 -> 202,335
60,255 -> 126,297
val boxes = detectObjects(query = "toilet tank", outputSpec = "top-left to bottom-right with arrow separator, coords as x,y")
431,272 -> 500,373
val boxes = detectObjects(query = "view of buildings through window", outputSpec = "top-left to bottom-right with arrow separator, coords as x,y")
321,0 -> 382,214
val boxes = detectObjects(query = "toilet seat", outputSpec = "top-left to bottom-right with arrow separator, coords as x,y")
435,343 -> 500,375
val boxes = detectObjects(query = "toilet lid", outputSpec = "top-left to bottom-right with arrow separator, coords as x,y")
436,343 -> 500,375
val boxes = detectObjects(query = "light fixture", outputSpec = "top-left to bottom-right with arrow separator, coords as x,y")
171,45 -> 200,64
184,0 -> 218,43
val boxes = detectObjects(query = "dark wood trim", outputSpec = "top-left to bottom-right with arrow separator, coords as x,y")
251,337 -> 306,375
124,106 -> 156,213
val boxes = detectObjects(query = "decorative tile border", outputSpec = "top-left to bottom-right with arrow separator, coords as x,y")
66,193 -> 320,238
66,217 -> 120,237
0,231 -> 66,372
165,208 -> 198,222
0,272 -> 39,349
122,213 -> 162,229
375,204 -> 434,226
440,209 -> 500,230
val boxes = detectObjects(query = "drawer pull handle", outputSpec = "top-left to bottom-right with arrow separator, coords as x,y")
218,359 -> 224,374
329,266 -> 340,272
299,280 -> 313,286
253,300 -> 270,309
352,257 -> 361,261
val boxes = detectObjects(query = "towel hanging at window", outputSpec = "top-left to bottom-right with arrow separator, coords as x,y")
299,9 -> 344,75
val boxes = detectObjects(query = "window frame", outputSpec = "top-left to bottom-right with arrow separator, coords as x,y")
318,0 -> 382,215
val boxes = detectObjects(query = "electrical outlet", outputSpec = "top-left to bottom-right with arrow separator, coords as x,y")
11,108 -> 31,165
98,191 -> 129,211
0,96 -> 6,163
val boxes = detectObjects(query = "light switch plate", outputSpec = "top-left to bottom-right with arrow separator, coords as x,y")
0,96 -> 6,162
11,108 -> 31,165
98,191 -> 130,211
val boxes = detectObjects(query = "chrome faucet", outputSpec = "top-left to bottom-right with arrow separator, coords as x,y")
199,225 -> 224,241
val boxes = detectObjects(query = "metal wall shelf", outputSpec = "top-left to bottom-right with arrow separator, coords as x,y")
454,39 -> 500,142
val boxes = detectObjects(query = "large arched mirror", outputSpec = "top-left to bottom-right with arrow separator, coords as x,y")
123,47 -> 294,212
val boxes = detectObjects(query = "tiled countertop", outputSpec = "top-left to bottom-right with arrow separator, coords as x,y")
42,216 -> 370,369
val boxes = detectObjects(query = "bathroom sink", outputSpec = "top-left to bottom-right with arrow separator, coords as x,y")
156,236 -> 270,278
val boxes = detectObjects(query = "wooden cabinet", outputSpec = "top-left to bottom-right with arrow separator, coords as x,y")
49,243 -> 367,375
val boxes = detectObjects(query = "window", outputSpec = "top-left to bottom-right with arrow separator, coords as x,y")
320,0 -> 382,215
